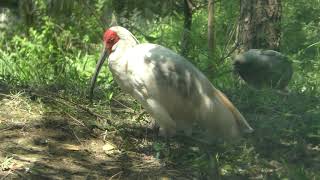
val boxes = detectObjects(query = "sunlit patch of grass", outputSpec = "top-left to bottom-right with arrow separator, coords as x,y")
0,156 -> 14,171
0,91 -> 44,125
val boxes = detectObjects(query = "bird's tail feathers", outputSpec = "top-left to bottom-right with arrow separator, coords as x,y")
213,89 -> 254,133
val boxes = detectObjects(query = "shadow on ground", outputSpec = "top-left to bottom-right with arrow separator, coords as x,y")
0,85 -> 320,179
0,89 -> 196,179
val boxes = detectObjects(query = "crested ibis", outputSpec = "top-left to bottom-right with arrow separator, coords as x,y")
234,49 -> 293,92
90,26 -> 253,141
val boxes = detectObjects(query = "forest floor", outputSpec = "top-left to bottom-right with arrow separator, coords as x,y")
0,85 -> 320,179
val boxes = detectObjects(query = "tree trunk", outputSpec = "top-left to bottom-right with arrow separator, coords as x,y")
207,0 -> 215,60
237,0 -> 282,52
180,0 -> 193,57
19,0 -> 35,26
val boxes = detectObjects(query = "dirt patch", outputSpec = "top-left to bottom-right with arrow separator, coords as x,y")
0,91 -> 195,179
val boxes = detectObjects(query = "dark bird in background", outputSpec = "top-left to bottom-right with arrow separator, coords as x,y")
233,49 -> 293,93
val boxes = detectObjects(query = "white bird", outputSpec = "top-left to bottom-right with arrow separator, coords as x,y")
90,26 -> 253,142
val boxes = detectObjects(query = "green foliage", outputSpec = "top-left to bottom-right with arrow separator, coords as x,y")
0,14 -> 112,98
282,0 -> 320,56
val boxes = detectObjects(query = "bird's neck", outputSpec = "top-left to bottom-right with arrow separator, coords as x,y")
108,39 -> 138,78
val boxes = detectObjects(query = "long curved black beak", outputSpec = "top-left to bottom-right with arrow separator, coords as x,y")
89,47 -> 109,99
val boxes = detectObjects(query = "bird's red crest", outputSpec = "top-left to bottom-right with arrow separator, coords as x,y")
103,29 -> 120,53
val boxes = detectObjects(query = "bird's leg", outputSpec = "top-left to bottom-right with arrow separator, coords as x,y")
131,90 -> 176,137
145,98 -> 177,137
205,150 -> 221,180
139,98 -> 176,157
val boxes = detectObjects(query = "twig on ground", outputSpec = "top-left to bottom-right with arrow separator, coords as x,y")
0,92 -> 11,97
0,127 -> 13,132
30,92 -> 112,125
111,99 -> 135,112
65,112 -> 86,127
69,125 -> 82,145
109,171 -> 123,180
0,123 -> 26,132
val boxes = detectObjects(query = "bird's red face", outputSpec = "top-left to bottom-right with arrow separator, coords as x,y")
103,29 -> 120,54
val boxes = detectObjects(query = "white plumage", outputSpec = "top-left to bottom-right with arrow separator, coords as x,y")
90,26 -> 253,141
